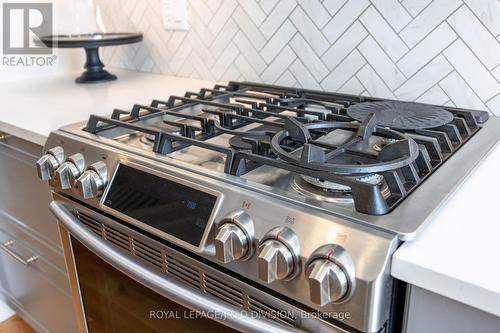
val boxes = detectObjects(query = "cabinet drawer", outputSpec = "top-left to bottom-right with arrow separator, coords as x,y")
0,223 -> 78,333
0,136 -> 61,248
0,211 -> 66,273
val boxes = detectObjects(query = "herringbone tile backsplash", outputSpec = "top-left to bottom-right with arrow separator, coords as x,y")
98,0 -> 500,115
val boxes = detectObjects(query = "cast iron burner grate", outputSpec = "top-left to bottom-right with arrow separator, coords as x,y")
83,82 -> 488,216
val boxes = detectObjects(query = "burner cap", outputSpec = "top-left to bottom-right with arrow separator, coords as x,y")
347,101 -> 454,130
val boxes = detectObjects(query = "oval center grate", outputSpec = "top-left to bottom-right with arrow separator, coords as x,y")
347,101 -> 454,130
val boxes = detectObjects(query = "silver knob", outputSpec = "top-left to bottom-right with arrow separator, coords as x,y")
35,146 -> 64,180
215,223 -> 248,263
258,227 -> 300,283
53,154 -> 85,189
306,244 -> 355,306
307,259 -> 348,305
75,161 -> 107,199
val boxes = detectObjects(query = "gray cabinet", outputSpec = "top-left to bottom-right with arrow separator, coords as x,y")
403,285 -> 500,333
0,133 -> 78,333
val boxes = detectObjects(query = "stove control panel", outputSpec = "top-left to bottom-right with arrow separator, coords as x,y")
75,161 -> 108,199
214,211 -> 254,263
35,146 -> 65,181
257,227 -> 300,283
53,153 -> 86,189
306,244 -> 355,305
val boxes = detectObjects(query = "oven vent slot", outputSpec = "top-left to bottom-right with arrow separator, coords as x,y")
204,274 -> 244,307
76,211 -> 102,236
132,238 -> 164,270
248,297 -> 296,327
165,254 -> 200,288
103,225 -> 130,253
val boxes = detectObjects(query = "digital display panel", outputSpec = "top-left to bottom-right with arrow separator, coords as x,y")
103,164 -> 217,246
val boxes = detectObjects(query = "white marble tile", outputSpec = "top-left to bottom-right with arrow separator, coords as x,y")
321,49 -> 366,91
237,0 -> 266,26
259,0 -> 297,39
416,84 -> 449,105
395,55 -> 453,100
397,22 -> 457,77
370,0 -> 412,32
260,20 -> 297,64
261,46 -> 297,82
357,36 -> 406,90
321,21 -> 367,70
290,6 -> 330,55
289,59 -> 323,89
296,0 -> 331,28
356,64 -> 396,99
359,6 -> 408,61
289,34 -> 329,81
447,6 -> 500,70
400,0 -> 462,47
337,76 -> 365,95
401,0 -> 432,18
439,71 -> 488,111
322,0 -> 369,43
464,0 -> 500,37
443,40 -> 500,101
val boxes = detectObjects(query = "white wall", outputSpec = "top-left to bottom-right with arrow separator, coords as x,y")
96,0 -> 500,115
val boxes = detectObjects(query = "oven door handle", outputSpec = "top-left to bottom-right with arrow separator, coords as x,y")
50,201 -> 307,333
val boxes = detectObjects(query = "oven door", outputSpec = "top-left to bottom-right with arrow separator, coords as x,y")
49,198 -> 310,333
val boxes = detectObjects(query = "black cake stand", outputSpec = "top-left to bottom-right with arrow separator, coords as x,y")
40,33 -> 143,84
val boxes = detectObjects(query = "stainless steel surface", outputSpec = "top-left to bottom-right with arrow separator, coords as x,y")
215,223 -> 249,263
38,85 -> 500,333
35,146 -> 64,181
307,260 -> 348,306
75,160 -> 107,199
42,130 -> 405,332
57,115 -> 500,240
0,239 -> 38,265
306,244 -> 356,304
53,153 -> 85,189
258,227 -> 300,283
258,240 -> 295,283
215,210 -> 254,263
50,200 -> 308,333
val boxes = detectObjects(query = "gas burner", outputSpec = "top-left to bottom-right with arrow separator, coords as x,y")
292,173 -> 390,204
271,117 -> 420,175
347,101 -> 454,130
139,124 -> 181,146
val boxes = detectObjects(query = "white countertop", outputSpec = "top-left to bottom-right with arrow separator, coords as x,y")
392,140 -> 500,317
0,68 -> 214,146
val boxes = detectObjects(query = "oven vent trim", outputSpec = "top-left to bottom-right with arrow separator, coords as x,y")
73,211 -> 296,328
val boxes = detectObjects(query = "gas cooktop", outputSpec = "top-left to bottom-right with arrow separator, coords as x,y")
82,82 -> 486,213
38,82 -> 500,333
46,81 -> 499,239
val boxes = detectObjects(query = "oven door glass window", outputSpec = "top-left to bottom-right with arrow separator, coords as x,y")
71,237 -> 237,333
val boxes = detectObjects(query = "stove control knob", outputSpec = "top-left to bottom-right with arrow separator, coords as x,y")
75,161 -> 107,199
306,245 -> 355,306
35,146 -> 64,181
53,154 -> 86,189
307,259 -> 348,305
258,227 -> 300,284
214,211 -> 253,263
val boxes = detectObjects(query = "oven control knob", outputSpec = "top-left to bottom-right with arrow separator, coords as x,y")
258,227 -> 300,284
35,146 -> 64,181
75,161 -> 107,199
307,259 -> 348,305
306,244 -> 355,306
53,154 -> 86,189
214,211 -> 253,263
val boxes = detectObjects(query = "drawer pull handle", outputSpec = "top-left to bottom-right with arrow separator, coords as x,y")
0,239 -> 38,266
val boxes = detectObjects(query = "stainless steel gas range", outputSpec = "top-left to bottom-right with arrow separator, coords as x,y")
36,82 -> 500,333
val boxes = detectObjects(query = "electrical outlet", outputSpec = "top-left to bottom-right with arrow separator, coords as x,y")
161,0 -> 189,31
